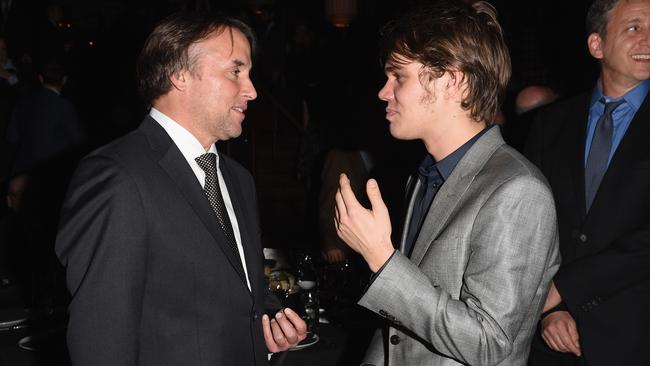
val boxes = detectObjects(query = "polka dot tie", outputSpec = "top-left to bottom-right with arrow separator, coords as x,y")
195,153 -> 240,259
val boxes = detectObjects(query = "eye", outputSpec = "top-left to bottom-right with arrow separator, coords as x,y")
230,69 -> 241,77
627,25 -> 640,32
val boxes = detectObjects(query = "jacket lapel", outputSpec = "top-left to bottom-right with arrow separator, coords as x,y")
409,127 -> 504,266
567,93 -> 591,220
399,175 -> 420,253
139,118 -> 250,291
219,155 -> 263,297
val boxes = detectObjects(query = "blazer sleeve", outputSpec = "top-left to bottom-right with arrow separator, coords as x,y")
55,154 -> 148,366
554,225 -> 650,313
358,175 -> 560,365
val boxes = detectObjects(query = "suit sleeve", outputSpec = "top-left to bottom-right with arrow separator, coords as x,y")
554,225 -> 650,313
358,175 -> 560,365
524,106 -> 650,313
55,154 -> 147,366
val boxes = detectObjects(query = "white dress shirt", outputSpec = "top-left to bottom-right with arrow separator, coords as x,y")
150,108 -> 251,290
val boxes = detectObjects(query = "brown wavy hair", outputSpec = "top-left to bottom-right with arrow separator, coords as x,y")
380,0 -> 511,123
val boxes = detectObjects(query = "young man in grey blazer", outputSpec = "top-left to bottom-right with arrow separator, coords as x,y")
334,1 -> 561,365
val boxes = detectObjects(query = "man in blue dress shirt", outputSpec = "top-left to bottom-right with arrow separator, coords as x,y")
526,0 -> 650,364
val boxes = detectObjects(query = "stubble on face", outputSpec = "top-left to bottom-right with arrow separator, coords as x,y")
187,28 -> 253,147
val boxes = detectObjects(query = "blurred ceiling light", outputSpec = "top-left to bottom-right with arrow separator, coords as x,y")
325,0 -> 357,28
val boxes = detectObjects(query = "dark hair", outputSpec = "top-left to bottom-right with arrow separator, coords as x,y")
586,0 -> 620,38
380,0 -> 511,123
136,12 -> 256,106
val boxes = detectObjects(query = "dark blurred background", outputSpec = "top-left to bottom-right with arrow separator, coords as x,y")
0,0 -> 598,364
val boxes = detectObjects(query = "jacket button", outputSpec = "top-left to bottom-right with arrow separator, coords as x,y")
390,335 -> 400,345
579,233 -> 588,243
252,312 -> 258,320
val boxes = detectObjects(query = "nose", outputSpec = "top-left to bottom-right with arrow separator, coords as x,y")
378,80 -> 393,101
640,28 -> 650,46
242,78 -> 257,101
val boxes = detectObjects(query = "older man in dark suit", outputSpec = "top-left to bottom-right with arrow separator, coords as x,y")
55,13 -> 305,366
526,0 -> 650,365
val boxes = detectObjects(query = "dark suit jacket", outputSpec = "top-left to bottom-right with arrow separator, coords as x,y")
56,116 -> 279,366
7,87 -> 84,175
525,91 -> 650,366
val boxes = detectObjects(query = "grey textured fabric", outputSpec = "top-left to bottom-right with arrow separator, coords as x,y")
359,127 -> 560,366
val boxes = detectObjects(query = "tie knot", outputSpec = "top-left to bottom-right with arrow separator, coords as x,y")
599,98 -> 624,115
195,152 -> 217,173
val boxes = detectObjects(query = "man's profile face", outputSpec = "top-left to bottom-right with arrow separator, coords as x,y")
184,27 -> 257,144
378,54 -> 452,141
589,0 -> 650,94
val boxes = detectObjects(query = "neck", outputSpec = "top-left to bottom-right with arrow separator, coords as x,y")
600,73 -> 641,99
153,98 -> 215,151
422,115 -> 486,162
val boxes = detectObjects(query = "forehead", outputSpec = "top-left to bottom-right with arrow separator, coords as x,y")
608,0 -> 650,25
384,53 -> 422,71
193,27 -> 252,65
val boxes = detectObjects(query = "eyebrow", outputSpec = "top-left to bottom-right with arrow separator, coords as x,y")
622,17 -> 642,26
231,59 -> 246,67
384,63 -> 403,73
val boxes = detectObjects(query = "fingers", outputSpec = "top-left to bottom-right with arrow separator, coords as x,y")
262,314 -> 280,353
567,319 -> 581,356
338,174 -> 360,210
541,332 -> 562,353
365,179 -> 388,216
540,311 -> 581,356
262,309 -> 307,353
282,308 -> 308,339
270,316 -> 288,349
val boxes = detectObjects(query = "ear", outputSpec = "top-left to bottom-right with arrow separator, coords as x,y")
445,71 -> 467,99
588,32 -> 604,60
169,69 -> 189,91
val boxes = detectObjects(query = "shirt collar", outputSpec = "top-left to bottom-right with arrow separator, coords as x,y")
590,79 -> 650,112
418,125 -> 491,182
149,108 -> 219,165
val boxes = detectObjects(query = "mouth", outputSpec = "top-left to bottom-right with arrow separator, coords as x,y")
385,107 -> 398,119
232,106 -> 247,113
632,54 -> 650,61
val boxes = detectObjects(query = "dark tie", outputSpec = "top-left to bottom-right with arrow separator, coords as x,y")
585,99 -> 623,210
404,169 -> 443,258
195,152 -> 240,259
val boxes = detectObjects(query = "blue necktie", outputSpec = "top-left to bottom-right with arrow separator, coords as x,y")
585,99 -> 623,210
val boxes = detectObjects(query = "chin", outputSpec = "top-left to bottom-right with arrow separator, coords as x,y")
388,127 -> 410,141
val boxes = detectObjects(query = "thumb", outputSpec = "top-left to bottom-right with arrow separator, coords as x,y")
366,179 -> 387,214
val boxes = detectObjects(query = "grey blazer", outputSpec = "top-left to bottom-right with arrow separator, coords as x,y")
359,127 -> 560,366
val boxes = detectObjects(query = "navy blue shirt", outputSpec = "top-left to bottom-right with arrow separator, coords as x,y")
371,126 -> 491,279
403,126 -> 490,257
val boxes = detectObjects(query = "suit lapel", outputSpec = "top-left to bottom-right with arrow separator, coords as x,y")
139,118 -> 250,291
399,175 -> 420,253
567,94 -> 591,221
219,155 -> 263,297
409,127 -> 504,266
